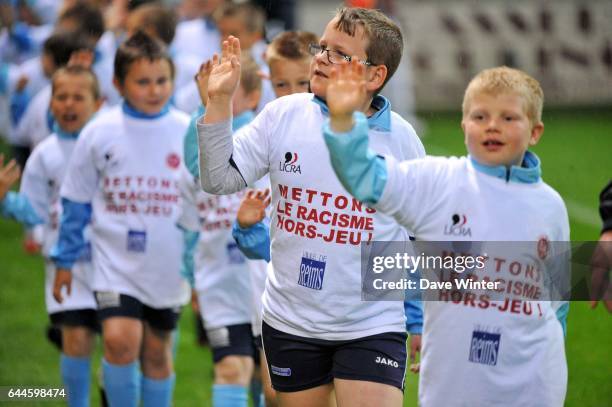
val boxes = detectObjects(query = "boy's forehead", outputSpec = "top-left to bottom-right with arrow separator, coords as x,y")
465,90 -> 528,112
321,17 -> 368,50
53,73 -> 93,92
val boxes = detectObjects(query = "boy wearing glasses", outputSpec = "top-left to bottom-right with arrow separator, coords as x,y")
196,7 -> 424,407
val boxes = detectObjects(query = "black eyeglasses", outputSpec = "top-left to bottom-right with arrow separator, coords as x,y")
308,43 -> 372,66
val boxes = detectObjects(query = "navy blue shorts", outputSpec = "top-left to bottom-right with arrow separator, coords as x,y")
95,292 -> 181,331
49,309 -> 100,332
206,323 -> 256,363
262,321 -> 407,392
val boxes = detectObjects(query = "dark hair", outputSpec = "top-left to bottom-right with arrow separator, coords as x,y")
43,30 -> 92,68
335,7 -> 403,92
58,3 -> 105,42
52,65 -> 101,101
127,0 -> 158,12
128,3 -> 178,45
113,31 -> 175,84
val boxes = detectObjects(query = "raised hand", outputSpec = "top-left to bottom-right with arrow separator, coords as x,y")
195,59 -> 213,107
237,189 -> 271,228
326,58 -> 368,132
0,154 -> 21,200
205,36 -> 242,102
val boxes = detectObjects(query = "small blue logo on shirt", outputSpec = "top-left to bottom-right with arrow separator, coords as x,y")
468,330 -> 500,366
298,252 -> 326,290
127,230 -> 147,252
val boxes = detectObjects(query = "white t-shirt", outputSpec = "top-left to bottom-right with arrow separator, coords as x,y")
20,133 -> 95,314
60,106 -> 191,308
177,169 -> 252,329
377,155 -> 569,407
228,93 -> 425,340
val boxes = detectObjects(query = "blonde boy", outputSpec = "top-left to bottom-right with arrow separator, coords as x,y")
323,64 -> 569,406
265,31 -> 319,97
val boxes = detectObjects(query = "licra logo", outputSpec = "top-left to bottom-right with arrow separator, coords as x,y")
279,152 -> 301,174
443,213 -> 472,237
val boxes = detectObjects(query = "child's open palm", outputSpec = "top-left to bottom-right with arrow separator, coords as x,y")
327,59 -> 368,120
237,189 -> 271,228
203,36 -> 242,101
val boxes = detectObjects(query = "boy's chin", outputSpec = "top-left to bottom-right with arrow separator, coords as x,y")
309,78 -> 327,99
58,123 -> 82,133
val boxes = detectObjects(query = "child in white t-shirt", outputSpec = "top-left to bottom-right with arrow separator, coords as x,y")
323,63 -> 570,407
51,32 -> 190,407
178,54 -> 262,407
3,65 -> 102,406
197,7 -> 424,407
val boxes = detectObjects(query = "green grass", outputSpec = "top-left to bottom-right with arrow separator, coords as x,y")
1,109 -> 611,406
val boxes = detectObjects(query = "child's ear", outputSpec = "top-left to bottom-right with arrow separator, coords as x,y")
461,120 -> 468,144
94,97 -> 104,112
365,64 -> 387,93
112,77 -> 122,95
529,122 -> 544,146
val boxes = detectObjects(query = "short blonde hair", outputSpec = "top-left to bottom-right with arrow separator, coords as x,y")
266,31 -> 318,65
462,66 -> 544,125
240,53 -> 261,95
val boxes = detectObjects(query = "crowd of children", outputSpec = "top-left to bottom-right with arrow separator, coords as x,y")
0,1 -> 577,407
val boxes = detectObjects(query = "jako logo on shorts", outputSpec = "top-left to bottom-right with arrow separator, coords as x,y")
298,252 -> 326,290
468,330 -> 501,366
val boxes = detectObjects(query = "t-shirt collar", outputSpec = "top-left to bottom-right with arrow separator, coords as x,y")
312,94 -> 391,132
469,151 -> 541,184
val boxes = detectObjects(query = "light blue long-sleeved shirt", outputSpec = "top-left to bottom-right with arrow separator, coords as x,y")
50,198 -> 91,270
1,191 -> 44,227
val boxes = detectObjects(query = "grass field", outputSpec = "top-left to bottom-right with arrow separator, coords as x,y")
1,109 -> 611,406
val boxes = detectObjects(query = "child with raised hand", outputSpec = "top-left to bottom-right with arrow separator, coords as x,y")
2,65 -> 103,407
197,7 -> 425,406
177,54 -> 263,407
51,32 -> 190,407
323,62 -> 570,406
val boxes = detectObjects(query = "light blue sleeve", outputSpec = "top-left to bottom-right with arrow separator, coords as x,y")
10,88 -> 30,126
1,191 -> 44,227
322,112 -> 387,205
0,63 -> 9,95
555,302 -> 569,337
231,218 -> 271,262
179,225 -> 200,287
50,198 -> 92,270
184,105 -> 205,178
404,300 -> 423,335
